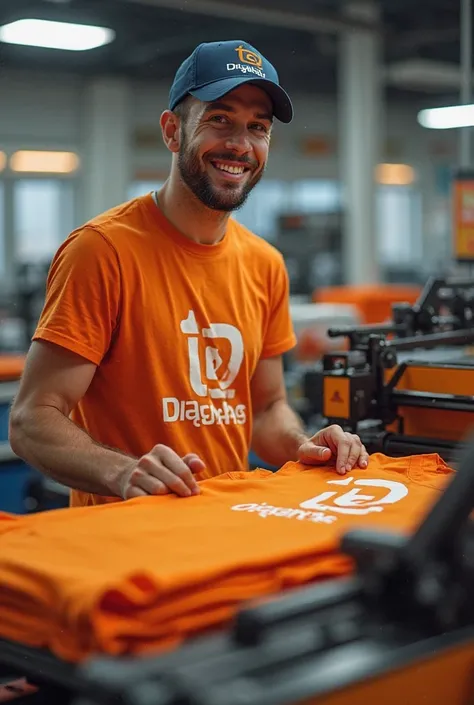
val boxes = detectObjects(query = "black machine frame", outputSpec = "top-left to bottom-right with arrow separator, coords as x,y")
306,276 -> 474,462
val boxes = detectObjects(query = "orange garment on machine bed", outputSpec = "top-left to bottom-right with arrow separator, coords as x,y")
313,284 -> 421,324
0,453 -> 453,663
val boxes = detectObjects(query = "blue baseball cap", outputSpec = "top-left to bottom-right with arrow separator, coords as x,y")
169,40 -> 293,124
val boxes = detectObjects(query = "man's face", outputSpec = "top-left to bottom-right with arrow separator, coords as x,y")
177,84 -> 273,212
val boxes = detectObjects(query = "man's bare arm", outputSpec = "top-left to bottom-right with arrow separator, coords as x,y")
250,356 -> 368,473
9,340 -> 136,497
250,355 -> 308,468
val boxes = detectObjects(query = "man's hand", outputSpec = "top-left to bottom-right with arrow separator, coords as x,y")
118,445 -> 205,499
297,424 -> 368,475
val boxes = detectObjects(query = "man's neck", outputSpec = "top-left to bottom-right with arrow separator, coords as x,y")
156,177 -> 230,245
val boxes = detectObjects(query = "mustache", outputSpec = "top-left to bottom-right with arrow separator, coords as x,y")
208,153 -> 258,170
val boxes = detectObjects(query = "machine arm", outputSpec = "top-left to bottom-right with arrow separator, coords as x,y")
314,275 -> 474,448
327,275 -> 474,346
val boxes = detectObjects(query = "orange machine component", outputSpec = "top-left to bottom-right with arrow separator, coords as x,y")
0,355 -> 25,382
323,376 -> 350,420
386,363 -> 474,442
314,285 -> 421,324
295,329 -> 349,363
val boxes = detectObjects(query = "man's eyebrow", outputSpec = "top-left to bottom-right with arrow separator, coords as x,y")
203,101 -> 273,121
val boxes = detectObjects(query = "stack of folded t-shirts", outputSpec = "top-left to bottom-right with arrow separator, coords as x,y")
0,453 -> 453,662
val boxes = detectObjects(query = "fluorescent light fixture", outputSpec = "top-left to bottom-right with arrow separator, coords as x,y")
375,163 -> 415,186
418,104 -> 474,129
0,152 -> 6,172
10,151 -> 80,174
0,18 -> 115,51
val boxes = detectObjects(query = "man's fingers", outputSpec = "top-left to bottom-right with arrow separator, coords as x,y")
157,466 -> 197,497
138,450 -> 193,497
126,446 -> 205,500
337,435 -> 369,473
315,424 -> 346,454
307,425 -> 369,475
182,453 -> 206,474
156,445 -> 200,495
334,436 -> 352,474
126,487 -> 148,499
125,481 -> 154,500
160,446 -> 200,494
162,446 -> 200,494
130,468 -> 169,496
298,442 -> 332,465
358,445 -> 369,468
344,435 -> 364,472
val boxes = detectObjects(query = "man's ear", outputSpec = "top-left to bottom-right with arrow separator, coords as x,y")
160,110 -> 181,153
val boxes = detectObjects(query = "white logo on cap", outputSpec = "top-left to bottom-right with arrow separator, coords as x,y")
226,63 -> 266,78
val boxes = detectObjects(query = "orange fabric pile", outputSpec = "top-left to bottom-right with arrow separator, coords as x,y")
0,454 -> 452,662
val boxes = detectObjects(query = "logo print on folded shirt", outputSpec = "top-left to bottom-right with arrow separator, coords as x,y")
300,476 -> 408,516
231,476 -> 409,523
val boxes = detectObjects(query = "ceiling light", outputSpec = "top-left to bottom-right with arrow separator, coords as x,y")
417,104 -> 474,129
10,151 -> 80,174
375,163 -> 415,186
0,18 -> 115,51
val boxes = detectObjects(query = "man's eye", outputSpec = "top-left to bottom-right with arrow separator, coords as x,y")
250,123 -> 268,132
209,115 -> 228,124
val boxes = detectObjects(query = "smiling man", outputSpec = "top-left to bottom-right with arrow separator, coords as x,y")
9,40 -> 368,508
174,92 -> 267,212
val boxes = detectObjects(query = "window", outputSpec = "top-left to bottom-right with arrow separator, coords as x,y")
13,179 -> 75,263
234,180 -> 342,241
376,186 -> 422,265
287,180 -> 341,214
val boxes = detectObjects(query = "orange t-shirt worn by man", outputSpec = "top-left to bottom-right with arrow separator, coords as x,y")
33,193 -> 296,507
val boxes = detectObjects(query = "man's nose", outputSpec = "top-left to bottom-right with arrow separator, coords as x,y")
224,126 -> 252,154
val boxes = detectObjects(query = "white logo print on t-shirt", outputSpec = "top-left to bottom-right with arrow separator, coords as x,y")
231,476 -> 409,524
162,310 -> 247,427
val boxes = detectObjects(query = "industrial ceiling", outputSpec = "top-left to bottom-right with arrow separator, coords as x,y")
0,0 -> 466,104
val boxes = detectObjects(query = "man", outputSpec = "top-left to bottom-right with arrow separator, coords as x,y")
9,40 -> 368,508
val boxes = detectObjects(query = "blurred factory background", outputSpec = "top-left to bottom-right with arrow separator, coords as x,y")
0,0 -> 472,512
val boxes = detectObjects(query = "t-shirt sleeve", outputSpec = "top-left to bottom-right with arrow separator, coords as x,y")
33,227 -> 121,366
260,253 -> 297,359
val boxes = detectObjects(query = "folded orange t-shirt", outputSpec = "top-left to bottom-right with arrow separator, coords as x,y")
0,453 -> 453,662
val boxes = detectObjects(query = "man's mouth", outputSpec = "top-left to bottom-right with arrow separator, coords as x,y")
209,160 -> 253,178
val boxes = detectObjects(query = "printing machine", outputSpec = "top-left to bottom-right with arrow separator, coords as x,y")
0,420 -> 473,705
304,275 -> 474,464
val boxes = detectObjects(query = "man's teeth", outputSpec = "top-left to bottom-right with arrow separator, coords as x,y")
214,163 -> 245,174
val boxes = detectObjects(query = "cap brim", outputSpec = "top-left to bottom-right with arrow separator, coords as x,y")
190,76 -> 293,124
